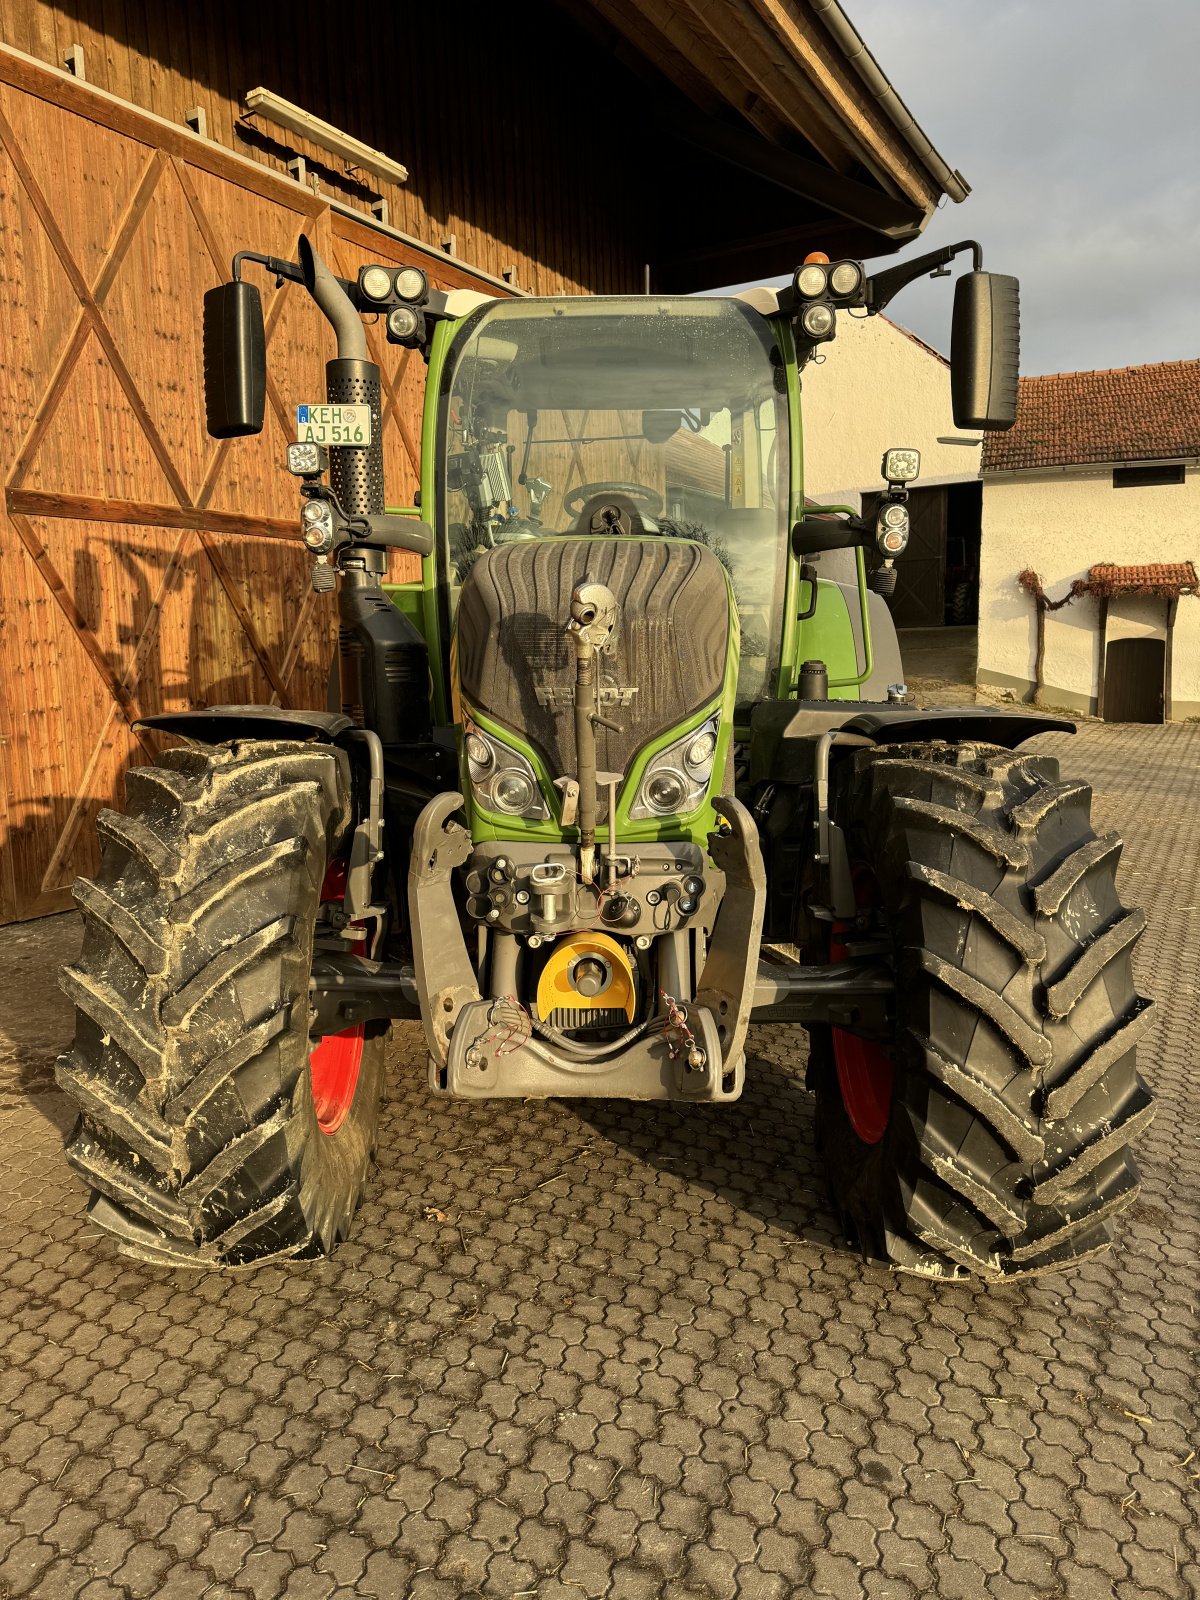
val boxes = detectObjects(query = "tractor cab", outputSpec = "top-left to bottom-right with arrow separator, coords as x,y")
437,295 -> 791,711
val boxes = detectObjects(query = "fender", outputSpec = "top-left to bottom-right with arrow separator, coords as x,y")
749,700 -> 1074,785
135,706 -> 352,743
137,706 -> 386,929
845,706 -> 1075,744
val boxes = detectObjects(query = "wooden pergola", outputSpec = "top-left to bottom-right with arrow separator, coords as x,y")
1019,563 -> 1199,720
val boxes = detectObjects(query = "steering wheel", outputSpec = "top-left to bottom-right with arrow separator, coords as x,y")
564,481 -> 663,516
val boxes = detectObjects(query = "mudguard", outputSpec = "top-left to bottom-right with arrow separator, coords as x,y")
750,701 -> 1074,785
136,706 -> 352,743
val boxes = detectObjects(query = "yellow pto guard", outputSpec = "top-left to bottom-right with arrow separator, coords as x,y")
536,931 -> 636,1023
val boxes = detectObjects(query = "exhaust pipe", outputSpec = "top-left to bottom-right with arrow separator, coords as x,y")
298,235 -> 367,361
297,234 -> 382,529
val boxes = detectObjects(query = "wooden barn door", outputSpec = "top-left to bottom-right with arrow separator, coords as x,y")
866,484 -> 947,629
1103,639 -> 1166,724
0,47 -> 501,923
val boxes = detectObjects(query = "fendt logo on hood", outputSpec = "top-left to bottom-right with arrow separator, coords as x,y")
534,682 -> 639,710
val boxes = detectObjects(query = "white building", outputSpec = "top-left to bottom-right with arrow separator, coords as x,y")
799,313 -> 984,626
979,361 -> 1200,720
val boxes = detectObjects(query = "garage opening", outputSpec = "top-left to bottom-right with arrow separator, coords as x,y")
863,480 -> 981,628
866,479 -> 983,705
1103,638 -> 1166,723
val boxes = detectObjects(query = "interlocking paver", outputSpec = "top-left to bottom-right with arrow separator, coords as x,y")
1,723 -> 1198,1598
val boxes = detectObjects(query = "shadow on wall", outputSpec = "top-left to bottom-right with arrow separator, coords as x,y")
3,532 -> 335,925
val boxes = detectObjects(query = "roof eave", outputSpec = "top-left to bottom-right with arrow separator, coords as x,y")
809,0 -> 969,204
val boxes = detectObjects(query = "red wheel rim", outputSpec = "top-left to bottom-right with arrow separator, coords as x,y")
311,856 -> 366,1136
310,1026 -> 365,1135
830,867 -> 893,1146
830,1026 -> 893,1145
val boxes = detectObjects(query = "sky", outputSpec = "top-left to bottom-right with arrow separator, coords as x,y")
721,1 -> 1200,377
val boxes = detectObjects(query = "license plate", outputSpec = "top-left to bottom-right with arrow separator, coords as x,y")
296,404 -> 372,447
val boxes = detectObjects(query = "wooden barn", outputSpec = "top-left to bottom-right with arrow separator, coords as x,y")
0,0 -> 964,921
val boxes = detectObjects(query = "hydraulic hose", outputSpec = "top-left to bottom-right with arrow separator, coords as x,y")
530,1012 -> 656,1061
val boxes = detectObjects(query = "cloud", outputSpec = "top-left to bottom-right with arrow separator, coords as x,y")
714,0 -> 1200,375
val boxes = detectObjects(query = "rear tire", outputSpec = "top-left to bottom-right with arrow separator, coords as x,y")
56,738 -> 385,1268
812,741 -> 1156,1279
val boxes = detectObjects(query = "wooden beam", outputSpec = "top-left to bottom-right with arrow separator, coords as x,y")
745,0 -> 939,206
557,0 -> 727,118
585,0 -> 791,148
1164,596 -> 1178,723
654,96 -> 923,236
655,217 -> 870,292
675,0 -> 857,175
6,489 -> 301,542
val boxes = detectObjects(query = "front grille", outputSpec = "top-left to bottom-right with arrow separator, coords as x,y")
456,539 -> 730,817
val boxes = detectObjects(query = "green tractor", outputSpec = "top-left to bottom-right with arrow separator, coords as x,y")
57,235 -> 1155,1278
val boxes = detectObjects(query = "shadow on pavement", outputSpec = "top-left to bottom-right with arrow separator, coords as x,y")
562,1031 -> 860,1263
0,909 -> 81,1138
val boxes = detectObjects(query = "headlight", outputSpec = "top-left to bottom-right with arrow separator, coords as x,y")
394,266 -> 428,302
882,446 -> 921,484
685,730 -> 716,772
387,304 -> 420,341
795,264 -> 828,297
359,265 -> 393,302
876,503 -> 909,555
644,769 -> 687,814
493,771 -> 535,814
830,260 -> 863,297
463,718 -> 548,819
629,716 -> 719,821
800,303 -> 835,340
300,499 -> 334,553
465,732 -> 492,771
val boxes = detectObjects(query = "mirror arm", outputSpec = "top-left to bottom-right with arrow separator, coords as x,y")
792,516 -> 871,556
231,249 -> 358,302
865,239 -> 983,315
232,249 -> 305,288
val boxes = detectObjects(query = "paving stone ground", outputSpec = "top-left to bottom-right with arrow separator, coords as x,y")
1,720 -> 1197,1600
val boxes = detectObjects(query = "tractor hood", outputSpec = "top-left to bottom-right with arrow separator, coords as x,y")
455,537 -> 732,818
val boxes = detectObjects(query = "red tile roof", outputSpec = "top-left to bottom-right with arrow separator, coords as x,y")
1087,562 -> 1198,597
982,359 -> 1200,472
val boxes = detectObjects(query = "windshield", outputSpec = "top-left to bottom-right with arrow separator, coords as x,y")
440,297 -> 789,705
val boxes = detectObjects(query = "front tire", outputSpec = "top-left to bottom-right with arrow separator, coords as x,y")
56,738 -> 384,1268
813,741 -> 1156,1279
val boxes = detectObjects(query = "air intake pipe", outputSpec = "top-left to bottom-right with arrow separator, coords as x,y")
298,235 -> 383,530
297,235 -> 428,741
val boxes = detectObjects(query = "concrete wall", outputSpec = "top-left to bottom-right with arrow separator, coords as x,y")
978,466 -> 1200,717
800,315 -> 982,501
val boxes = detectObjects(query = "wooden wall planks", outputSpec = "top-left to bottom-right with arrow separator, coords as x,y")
0,40 -> 521,922
0,0 -> 647,296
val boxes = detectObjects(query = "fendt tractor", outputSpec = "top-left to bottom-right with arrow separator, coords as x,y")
56,234 -> 1156,1280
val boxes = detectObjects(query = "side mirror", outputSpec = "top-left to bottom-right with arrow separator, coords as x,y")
203,281 -> 265,438
950,271 -> 1019,431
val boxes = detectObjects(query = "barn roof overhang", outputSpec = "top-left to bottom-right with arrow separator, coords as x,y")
567,0 -> 968,290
